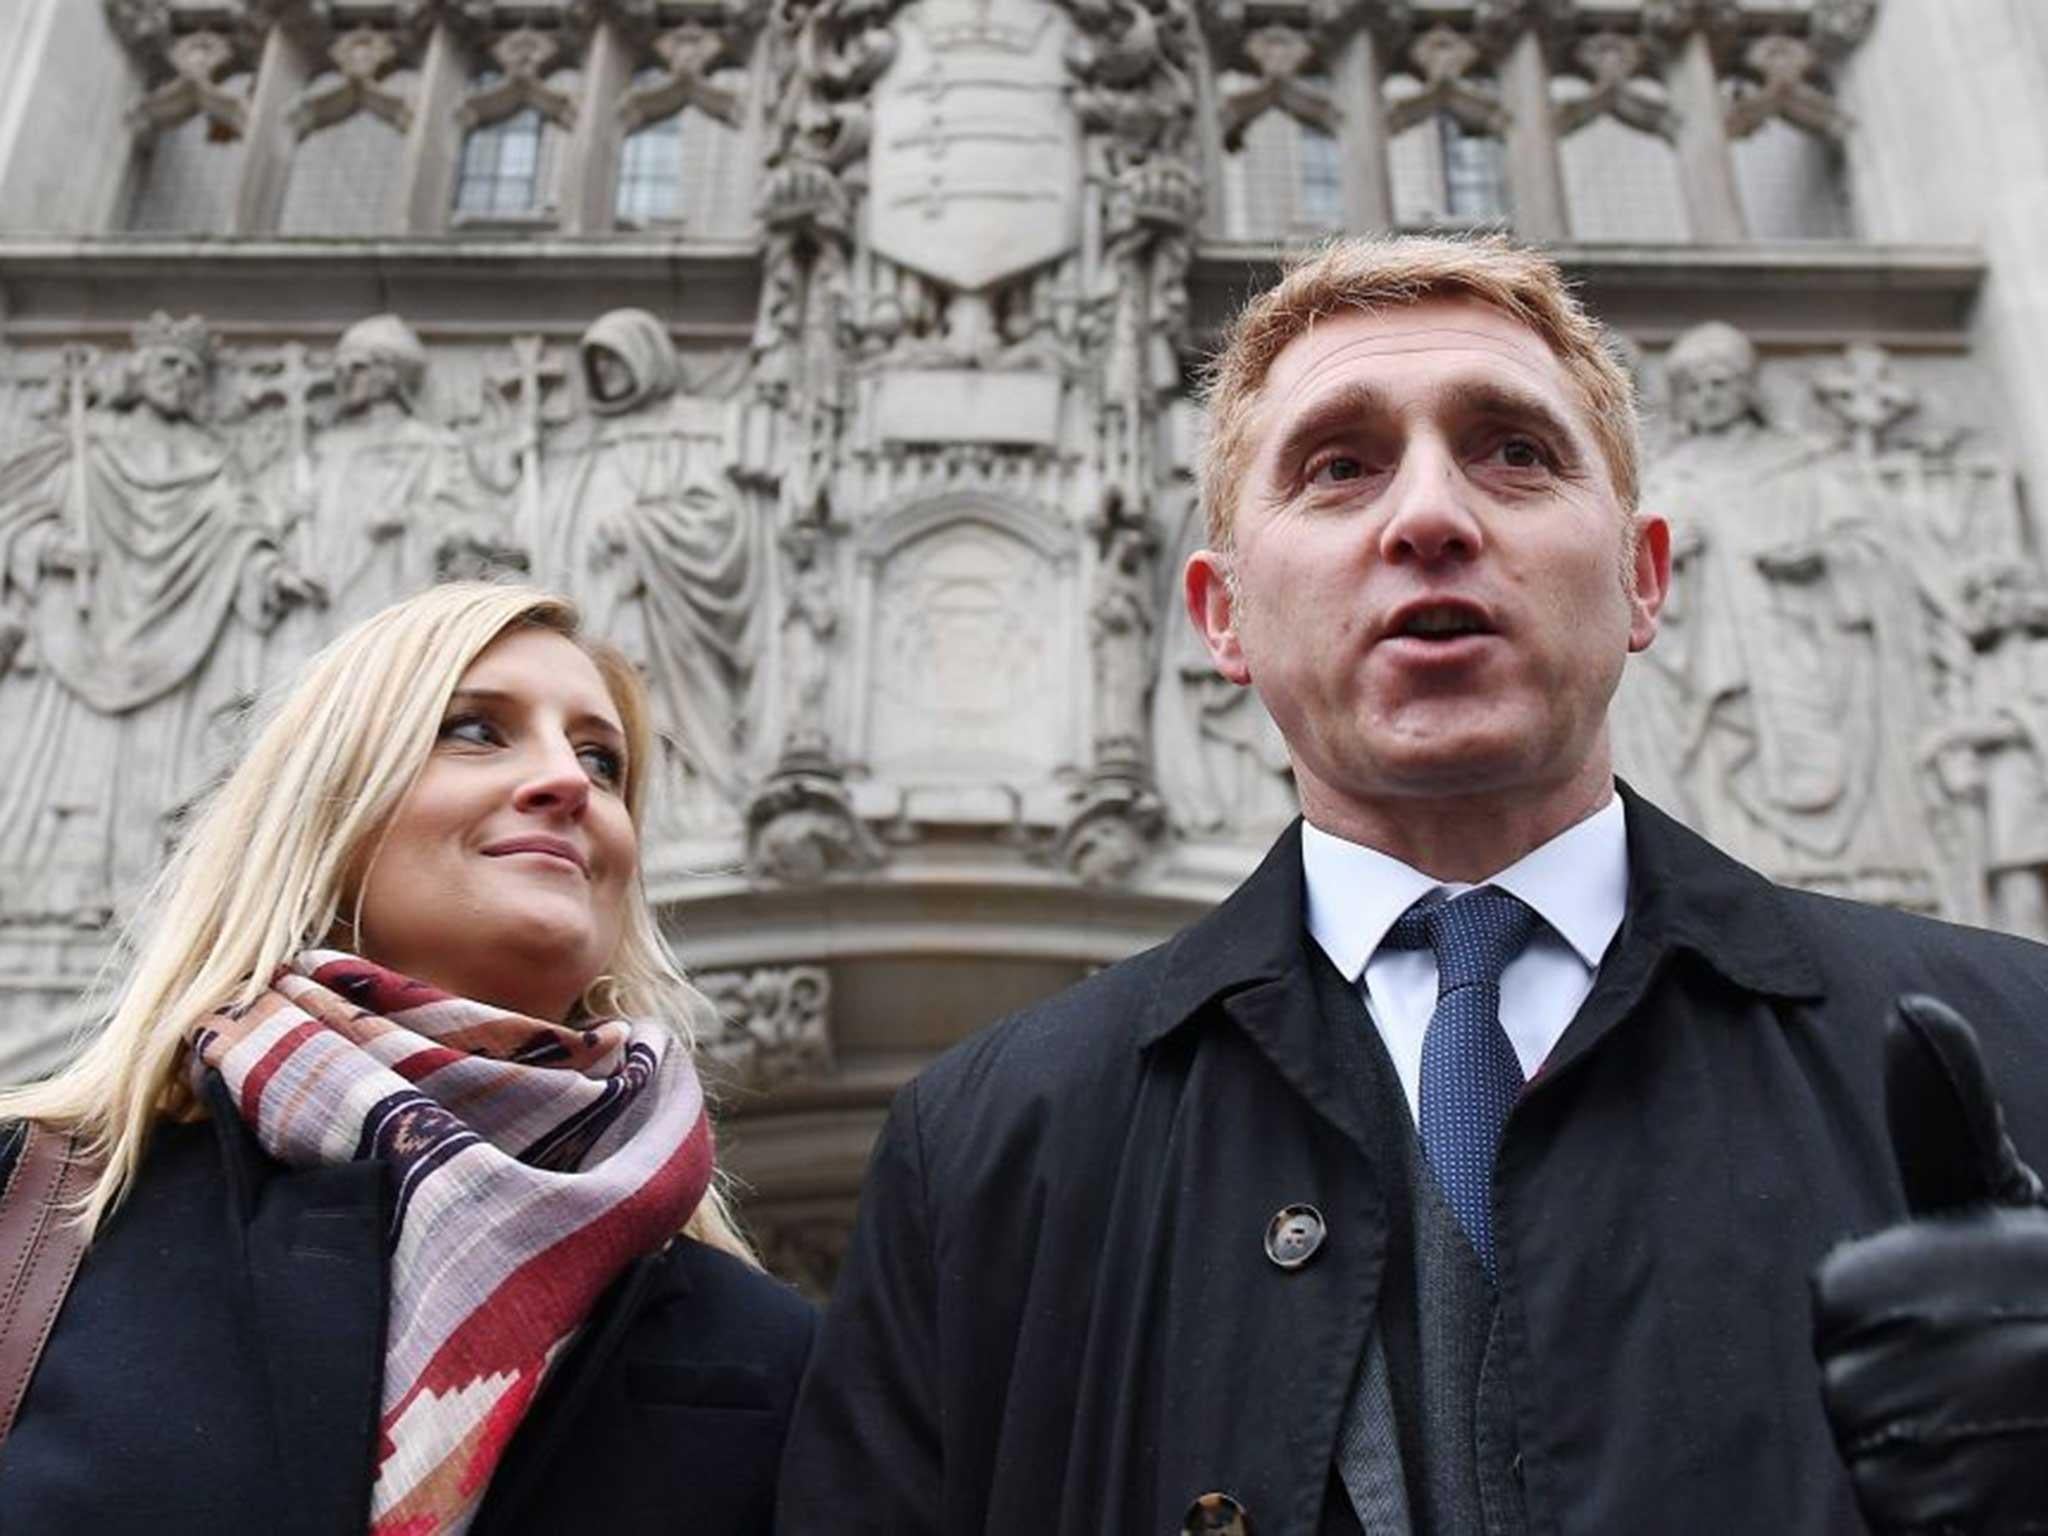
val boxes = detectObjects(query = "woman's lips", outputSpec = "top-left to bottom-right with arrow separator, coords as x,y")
481,837 -> 589,875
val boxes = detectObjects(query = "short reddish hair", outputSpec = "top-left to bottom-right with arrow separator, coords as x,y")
1199,234 -> 1641,550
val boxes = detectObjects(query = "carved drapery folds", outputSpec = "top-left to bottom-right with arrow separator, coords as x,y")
1610,320 -> 2048,936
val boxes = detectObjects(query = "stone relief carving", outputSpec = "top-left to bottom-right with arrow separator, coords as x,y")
747,766 -> 887,882
1923,559 -> 2048,938
0,316 -> 315,927
1088,517 -> 1157,777
262,314 -> 520,671
695,962 -> 834,1089
542,308 -> 767,835
15,0 -> 2028,983
1151,499 -> 1297,840
777,517 -> 841,766
1613,319 -> 2048,933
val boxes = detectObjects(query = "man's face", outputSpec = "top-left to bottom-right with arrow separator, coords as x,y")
138,347 -> 202,419
1186,298 -> 1668,822
336,351 -> 399,414
1670,354 -> 1752,435
587,345 -> 635,405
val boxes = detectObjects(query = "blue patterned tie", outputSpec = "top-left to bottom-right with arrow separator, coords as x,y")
1383,887 -> 1542,1281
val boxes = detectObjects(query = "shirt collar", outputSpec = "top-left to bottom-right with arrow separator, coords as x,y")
1302,793 -> 1629,980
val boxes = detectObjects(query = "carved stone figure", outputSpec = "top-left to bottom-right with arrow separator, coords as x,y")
1089,521 -> 1156,774
271,314 -> 513,671
747,768 -> 886,883
779,520 -> 840,765
1152,505 -> 1296,838
1924,557 -> 2048,939
544,309 -> 764,832
0,315 -> 310,924
1634,320 -> 1939,904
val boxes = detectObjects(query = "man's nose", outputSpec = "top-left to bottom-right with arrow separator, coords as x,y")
1377,440 -> 1484,565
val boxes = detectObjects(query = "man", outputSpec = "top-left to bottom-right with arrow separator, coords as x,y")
778,237 -> 2048,1534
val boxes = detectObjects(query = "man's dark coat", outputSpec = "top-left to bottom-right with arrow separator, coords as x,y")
779,791 -> 2048,1535
0,1074 -> 815,1536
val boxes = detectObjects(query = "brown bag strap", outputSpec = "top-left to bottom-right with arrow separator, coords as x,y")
0,1123 -> 97,1447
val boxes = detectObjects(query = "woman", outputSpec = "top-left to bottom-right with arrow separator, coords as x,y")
0,583 -> 813,1535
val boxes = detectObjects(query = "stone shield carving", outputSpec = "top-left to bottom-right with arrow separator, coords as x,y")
866,0 -> 1082,293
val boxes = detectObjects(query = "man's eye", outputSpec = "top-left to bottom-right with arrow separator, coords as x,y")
1309,455 -> 1365,485
1496,436 -> 1549,470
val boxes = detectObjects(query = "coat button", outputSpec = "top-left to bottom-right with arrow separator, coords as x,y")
1183,1491 -> 1253,1535
1264,1203 -> 1325,1269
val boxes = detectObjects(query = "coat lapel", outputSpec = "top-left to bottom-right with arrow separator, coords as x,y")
205,1074 -> 387,1536
469,1250 -> 666,1535
1532,786 -> 1826,1094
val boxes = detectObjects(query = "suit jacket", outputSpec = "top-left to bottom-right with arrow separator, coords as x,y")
0,1074 -> 815,1536
778,788 -> 2048,1536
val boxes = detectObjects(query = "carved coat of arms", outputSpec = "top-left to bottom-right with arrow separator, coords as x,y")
866,0 -> 1082,293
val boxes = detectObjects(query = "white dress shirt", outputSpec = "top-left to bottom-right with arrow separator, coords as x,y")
1302,795 -> 1629,1120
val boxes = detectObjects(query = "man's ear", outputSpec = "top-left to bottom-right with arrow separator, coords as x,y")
1625,513 -> 1671,654
1185,549 -> 1253,685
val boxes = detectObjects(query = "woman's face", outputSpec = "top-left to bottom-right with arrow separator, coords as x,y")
353,627 -> 638,1022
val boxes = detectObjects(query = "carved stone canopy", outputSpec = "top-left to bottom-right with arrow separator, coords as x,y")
1216,24 -> 1343,149
1554,32 -> 1676,141
290,28 -> 415,139
619,24 -> 743,130
1386,25 -> 1509,137
1724,33 -> 1851,142
457,28 -> 581,130
128,30 -> 253,141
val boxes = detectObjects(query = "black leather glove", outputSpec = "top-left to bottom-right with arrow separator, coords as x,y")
1812,994 -> 2048,1535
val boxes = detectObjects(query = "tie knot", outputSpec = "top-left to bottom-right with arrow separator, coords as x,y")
1383,886 -> 1541,993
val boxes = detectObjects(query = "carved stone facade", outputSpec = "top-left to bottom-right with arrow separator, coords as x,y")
4,0 -> 2048,1297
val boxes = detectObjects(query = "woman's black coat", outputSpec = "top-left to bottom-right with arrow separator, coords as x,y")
0,1077 -> 814,1536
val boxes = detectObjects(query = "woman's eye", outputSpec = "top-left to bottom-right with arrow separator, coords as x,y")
1309,454 -> 1365,486
439,714 -> 500,747
578,745 -> 625,788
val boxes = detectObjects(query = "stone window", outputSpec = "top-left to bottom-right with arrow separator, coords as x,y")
614,60 -> 753,236
451,59 -> 577,224
1554,72 -> 1688,242
617,110 -> 685,224
1734,118 -> 1853,240
279,100 -> 408,236
1391,109 -> 1509,227
456,103 -> 554,216
1215,90 -> 1345,240
127,79 -> 251,234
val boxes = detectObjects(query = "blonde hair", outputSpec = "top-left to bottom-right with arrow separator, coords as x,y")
1199,233 -> 1642,552
0,582 -> 756,1263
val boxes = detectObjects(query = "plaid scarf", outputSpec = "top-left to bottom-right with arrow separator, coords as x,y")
189,949 -> 714,1536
